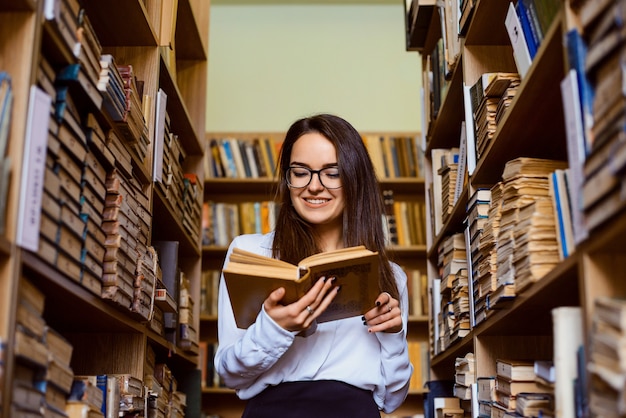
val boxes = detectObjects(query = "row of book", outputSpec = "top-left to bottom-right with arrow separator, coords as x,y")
204,134 -> 425,181
203,199 -> 426,249
14,277 -> 188,418
198,342 -> 223,390
362,135 -> 424,179
201,196 -> 427,250
202,201 -> 280,247
383,190 -> 427,247
505,0 -> 561,79
205,136 -> 283,179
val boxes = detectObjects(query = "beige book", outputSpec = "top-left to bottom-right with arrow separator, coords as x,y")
223,246 -> 380,328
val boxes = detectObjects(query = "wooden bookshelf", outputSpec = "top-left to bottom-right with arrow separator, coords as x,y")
420,0 -> 626,415
0,0 -> 208,415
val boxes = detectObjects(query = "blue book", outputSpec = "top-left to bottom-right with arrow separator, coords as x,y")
551,171 -> 568,259
516,0 -> 538,58
566,29 -> 595,156
220,139 -> 238,178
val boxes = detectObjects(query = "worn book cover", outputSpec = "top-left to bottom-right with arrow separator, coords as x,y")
496,359 -> 536,381
223,245 -> 381,328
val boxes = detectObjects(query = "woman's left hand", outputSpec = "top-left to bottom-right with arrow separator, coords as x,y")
362,292 -> 403,334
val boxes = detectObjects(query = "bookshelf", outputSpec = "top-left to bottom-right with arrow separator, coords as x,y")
415,0 -> 626,415
200,132 -> 430,417
0,0 -> 208,416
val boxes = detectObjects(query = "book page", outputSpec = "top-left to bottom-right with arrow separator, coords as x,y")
306,253 -> 380,323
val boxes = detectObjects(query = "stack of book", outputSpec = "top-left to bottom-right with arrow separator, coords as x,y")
36,56 -> 109,299
433,396 -> 464,418
98,54 -> 127,123
115,374 -> 144,415
68,376 -> 105,417
145,345 -> 165,416
154,364 -> 174,416
493,157 -> 567,305
587,296 -> 626,417
437,234 -> 468,350
181,173 -> 203,245
495,76 -> 521,126
117,64 -> 150,161
576,0 -> 626,232
132,246 -> 158,322
438,152 -> 459,226
476,376 -> 496,417
80,118 -> 111,297
13,279 -> 51,417
75,12 -> 102,96
454,353 -> 475,401
178,272 -> 199,354
493,359 -> 553,416
473,184 -> 503,326
44,0 -> 81,58
44,328 -> 75,418
512,198 -> 561,292
451,269 -> 470,341
102,169 -> 152,312
470,72 -> 520,161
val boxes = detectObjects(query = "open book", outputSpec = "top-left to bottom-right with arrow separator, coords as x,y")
223,245 -> 381,328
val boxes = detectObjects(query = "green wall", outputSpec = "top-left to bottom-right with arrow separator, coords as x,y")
205,1 -> 423,134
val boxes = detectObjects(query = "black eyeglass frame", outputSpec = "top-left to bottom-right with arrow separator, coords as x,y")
285,166 -> 343,189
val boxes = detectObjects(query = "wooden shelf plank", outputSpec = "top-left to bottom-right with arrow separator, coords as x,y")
81,0 -> 157,47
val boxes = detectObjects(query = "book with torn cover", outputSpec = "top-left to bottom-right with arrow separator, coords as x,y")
223,245 -> 381,328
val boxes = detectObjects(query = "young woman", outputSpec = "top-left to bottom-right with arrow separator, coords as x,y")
214,114 -> 413,417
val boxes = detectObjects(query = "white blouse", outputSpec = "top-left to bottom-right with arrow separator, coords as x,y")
213,232 -> 413,413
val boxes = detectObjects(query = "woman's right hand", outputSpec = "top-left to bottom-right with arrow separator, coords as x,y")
263,276 -> 339,332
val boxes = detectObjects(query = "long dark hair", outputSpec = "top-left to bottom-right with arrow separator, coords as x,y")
272,114 -> 399,300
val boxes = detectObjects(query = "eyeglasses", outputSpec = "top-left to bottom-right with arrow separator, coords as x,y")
286,166 -> 342,189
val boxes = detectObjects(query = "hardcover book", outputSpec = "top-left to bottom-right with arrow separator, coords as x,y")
223,246 -> 381,328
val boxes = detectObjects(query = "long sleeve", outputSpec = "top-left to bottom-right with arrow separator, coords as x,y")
372,263 -> 413,412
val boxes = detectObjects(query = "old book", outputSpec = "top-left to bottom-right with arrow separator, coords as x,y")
497,377 -> 550,397
45,326 -> 73,366
68,376 -> 104,409
516,392 -> 554,417
497,359 -> 536,381
153,241 -> 180,329
223,245 -> 380,328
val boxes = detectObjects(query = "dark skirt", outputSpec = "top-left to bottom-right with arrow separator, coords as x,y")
241,380 -> 381,418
